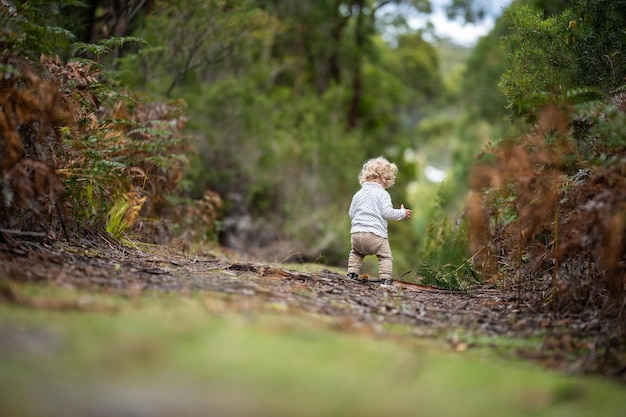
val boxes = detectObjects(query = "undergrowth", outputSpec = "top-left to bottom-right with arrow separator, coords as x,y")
467,99 -> 626,377
468,100 -> 626,313
416,259 -> 480,292
0,3 -> 221,245
417,184 -> 481,291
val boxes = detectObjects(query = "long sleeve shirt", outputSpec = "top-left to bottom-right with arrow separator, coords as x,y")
349,182 -> 407,238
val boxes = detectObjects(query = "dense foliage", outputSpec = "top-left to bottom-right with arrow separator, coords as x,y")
0,0 -> 220,246
467,1 -> 626,371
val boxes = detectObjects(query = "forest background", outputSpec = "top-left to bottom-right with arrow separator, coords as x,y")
1,0 -> 625,320
3,0 -> 510,271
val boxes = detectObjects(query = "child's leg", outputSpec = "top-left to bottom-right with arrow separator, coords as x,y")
347,232 -> 373,274
376,239 -> 393,279
347,247 -> 364,275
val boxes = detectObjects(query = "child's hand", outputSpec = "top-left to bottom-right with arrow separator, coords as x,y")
401,205 -> 412,219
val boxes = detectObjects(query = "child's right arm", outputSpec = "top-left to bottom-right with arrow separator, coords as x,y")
400,204 -> 412,220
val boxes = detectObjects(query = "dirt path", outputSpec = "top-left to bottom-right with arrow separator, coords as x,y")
0,240 -> 622,382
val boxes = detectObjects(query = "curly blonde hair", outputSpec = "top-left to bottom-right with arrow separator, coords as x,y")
358,156 -> 398,188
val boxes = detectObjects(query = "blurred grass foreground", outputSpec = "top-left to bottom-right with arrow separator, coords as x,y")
1,284 -> 625,417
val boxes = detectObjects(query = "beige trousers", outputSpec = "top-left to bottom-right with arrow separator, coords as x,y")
348,232 -> 394,279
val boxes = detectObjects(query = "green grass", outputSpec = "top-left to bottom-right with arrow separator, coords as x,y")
1,284 -> 625,417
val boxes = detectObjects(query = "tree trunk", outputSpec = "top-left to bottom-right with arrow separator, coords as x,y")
347,0 -> 365,131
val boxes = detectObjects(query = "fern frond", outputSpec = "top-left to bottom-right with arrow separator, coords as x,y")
72,36 -> 147,59
106,198 -> 130,239
564,87 -> 604,104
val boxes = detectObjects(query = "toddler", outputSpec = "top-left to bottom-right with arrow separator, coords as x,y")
347,157 -> 412,288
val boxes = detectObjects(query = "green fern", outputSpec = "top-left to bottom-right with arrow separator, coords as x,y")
564,87 -> 604,104
415,260 -> 439,284
72,36 -> 146,60
416,259 -> 481,292
106,198 -> 130,239
514,88 -> 605,117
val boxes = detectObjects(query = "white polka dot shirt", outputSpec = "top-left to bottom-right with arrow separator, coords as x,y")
349,182 -> 407,238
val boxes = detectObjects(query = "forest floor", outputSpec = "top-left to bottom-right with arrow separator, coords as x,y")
1,238 -> 623,385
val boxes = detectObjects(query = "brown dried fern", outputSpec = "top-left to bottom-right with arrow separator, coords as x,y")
0,56 -> 68,235
468,103 -> 625,316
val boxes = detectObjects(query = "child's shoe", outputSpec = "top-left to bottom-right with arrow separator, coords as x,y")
380,278 -> 393,288
346,272 -> 359,280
